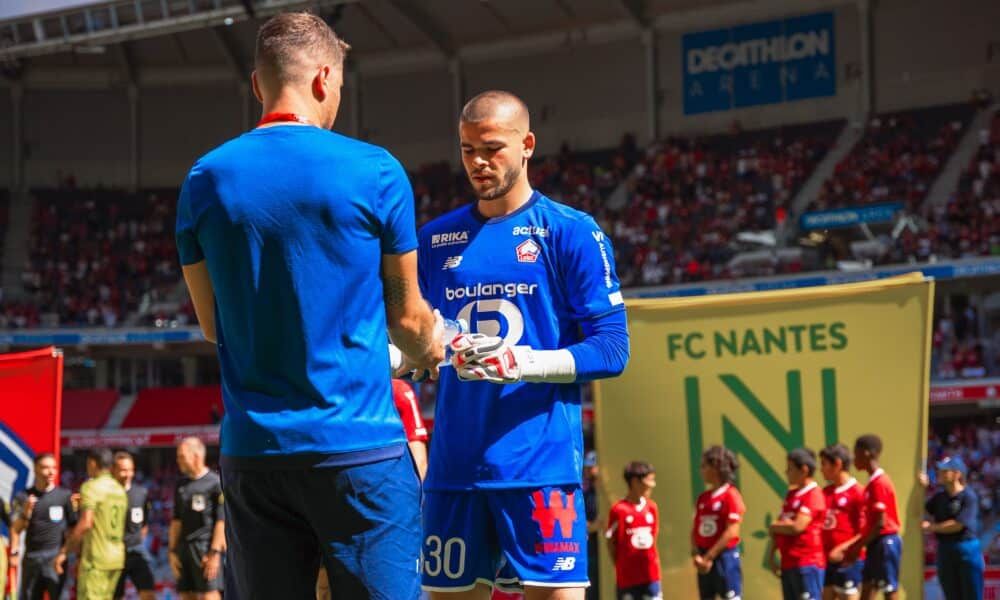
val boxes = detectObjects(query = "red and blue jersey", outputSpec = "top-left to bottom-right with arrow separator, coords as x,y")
776,481 -> 827,570
692,483 -> 746,550
863,468 -> 901,536
606,497 -> 661,588
417,191 -> 626,490
822,478 -> 866,556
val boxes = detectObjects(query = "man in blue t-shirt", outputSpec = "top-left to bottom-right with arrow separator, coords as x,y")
418,91 -> 630,599
175,13 -> 443,600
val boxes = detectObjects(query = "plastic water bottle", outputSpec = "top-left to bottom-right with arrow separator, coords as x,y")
439,317 -> 469,367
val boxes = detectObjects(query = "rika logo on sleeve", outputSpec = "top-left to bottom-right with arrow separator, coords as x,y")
431,231 -> 469,248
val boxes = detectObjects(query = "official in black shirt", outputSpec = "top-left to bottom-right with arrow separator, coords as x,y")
922,456 -> 984,600
170,437 -> 225,600
10,452 -> 77,600
112,451 -> 156,600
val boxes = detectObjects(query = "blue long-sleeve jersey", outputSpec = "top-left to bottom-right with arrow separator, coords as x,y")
418,191 -> 629,490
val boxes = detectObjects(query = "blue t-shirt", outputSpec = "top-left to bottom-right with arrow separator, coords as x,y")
418,191 -> 625,490
176,125 -> 416,462
926,486 -> 979,542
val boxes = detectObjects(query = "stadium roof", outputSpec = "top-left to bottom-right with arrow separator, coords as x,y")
0,0 -> 845,87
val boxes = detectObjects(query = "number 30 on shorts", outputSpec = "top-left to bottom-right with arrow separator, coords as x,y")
422,535 -> 467,579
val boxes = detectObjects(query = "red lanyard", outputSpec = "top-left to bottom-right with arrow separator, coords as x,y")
257,112 -> 311,127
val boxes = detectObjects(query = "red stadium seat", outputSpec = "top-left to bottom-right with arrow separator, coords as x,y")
61,389 -> 119,429
121,385 -> 224,428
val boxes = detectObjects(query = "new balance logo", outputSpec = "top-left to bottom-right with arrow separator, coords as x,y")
442,256 -> 463,270
552,557 -> 576,572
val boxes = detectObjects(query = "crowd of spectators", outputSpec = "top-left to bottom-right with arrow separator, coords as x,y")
0,187 -> 182,329
931,301 -> 994,379
414,122 -> 842,287
811,104 -> 973,213
911,111 -> 1000,262
2,103 -> 999,327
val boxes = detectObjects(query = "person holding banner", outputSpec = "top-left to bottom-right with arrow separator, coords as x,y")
819,444 -> 866,600
11,453 -> 76,600
921,456 -> 984,600
691,445 -> 745,600
847,435 -> 902,600
770,448 -> 827,600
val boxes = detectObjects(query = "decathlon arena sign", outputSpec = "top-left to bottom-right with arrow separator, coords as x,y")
682,12 -> 835,115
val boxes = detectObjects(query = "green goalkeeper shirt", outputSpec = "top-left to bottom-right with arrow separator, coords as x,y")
80,472 -> 127,570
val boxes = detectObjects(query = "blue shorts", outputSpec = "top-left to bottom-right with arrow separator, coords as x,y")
697,547 -> 742,599
781,566 -> 824,600
824,560 -> 863,595
617,580 -> 662,600
422,485 -> 589,592
222,449 -> 422,600
862,534 -> 902,593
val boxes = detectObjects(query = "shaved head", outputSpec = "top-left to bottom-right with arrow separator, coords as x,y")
460,90 -> 530,134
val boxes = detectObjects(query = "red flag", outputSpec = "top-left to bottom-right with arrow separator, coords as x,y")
0,346 -> 63,491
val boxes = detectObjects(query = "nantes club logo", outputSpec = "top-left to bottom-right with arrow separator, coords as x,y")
531,489 -> 580,554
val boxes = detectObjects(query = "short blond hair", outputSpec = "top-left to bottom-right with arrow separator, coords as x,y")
255,12 -> 350,84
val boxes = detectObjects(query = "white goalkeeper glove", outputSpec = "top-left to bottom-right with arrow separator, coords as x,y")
449,334 -> 576,384
450,334 -> 522,383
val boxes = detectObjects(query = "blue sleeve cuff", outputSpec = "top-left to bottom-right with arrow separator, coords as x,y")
565,310 -> 630,382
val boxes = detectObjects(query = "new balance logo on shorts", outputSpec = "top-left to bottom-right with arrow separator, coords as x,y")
552,557 -> 576,571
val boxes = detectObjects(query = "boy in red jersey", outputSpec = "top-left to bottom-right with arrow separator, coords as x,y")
847,435 -> 902,600
691,446 -> 745,600
770,448 -> 827,600
606,461 -> 661,600
820,444 -> 866,600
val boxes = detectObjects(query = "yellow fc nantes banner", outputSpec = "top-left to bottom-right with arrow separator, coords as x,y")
594,274 -> 932,600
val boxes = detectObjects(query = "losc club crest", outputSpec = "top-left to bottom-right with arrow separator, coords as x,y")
0,422 -> 36,526
516,239 -> 541,263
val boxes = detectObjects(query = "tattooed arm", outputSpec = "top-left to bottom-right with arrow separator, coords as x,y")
381,251 -> 444,377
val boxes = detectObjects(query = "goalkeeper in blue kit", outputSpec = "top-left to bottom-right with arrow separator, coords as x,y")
417,90 -> 630,600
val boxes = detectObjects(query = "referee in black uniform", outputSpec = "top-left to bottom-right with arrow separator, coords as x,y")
10,452 -> 76,600
170,437 -> 225,600
112,451 -> 156,600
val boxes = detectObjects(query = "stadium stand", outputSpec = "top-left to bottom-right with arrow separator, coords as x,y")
16,188 -> 179,328
120,385 -> 223,428
0,121 -> 842,322
917,110 -> 1000,263
811,103 -> 976,213
61,388 -> 120,429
